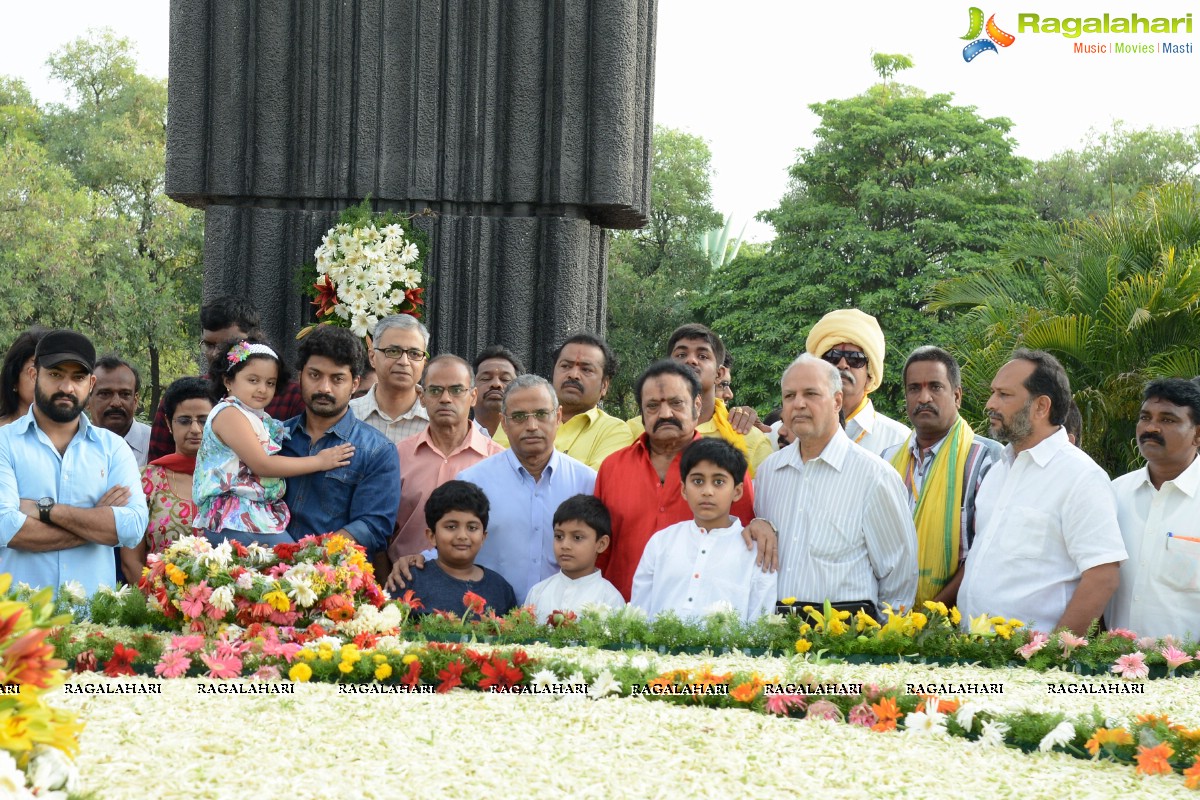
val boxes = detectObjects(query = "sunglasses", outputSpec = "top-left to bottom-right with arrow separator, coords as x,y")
821,349 -> 869,370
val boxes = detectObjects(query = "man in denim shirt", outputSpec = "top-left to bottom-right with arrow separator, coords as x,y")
282,327 -> 399,556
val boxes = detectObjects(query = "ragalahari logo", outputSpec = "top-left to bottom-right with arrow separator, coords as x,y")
962,8 -> 1016,61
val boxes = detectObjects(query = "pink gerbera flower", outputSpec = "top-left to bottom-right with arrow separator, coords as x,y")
848,701 -> 878,728
1018,631 -> 1050,660
1057,631 -> 1088,659
200,651 -> 244,679
154,649 -> 192,679
1161,645 -> 1193,675
1111,651 -> 1149,680
1107,628 -> 1138,641
764,694 -> 807,717
169,635 -> 206,654
180,582 -> 214,619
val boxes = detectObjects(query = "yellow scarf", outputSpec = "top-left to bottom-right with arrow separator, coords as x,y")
889,416 -> 974,605
712,398 -> 753,477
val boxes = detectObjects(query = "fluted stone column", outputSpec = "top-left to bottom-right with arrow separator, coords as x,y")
166,0 -> 656,373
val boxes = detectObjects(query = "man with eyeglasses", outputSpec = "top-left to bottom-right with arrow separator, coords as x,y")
805,309 -> 909,457
348,314 -> 432,445
387,354 -> 503,569
147,296 -> 304,461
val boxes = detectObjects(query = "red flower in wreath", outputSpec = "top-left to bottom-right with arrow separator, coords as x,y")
478,656 -> 524,691
312,275 -> 339,318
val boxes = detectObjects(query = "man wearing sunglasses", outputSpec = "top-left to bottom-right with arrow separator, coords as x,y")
806,309 -> 909,457
349,314 -> 431,445
387,355 -> 503,572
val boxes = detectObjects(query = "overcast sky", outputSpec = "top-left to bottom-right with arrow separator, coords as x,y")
4,1 -> 1197,240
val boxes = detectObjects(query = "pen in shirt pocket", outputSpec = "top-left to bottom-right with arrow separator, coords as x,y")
1167,532 -> 1200,543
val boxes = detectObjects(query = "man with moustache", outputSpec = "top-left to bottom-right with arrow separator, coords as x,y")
1107,379 -> 1200,638
755,354 -> 917,614
805,309 -> 909,456
471,345 -> 524,441
958,350 -> 1126,634
456,375 -> 596,601
0,329 -> 148,596
549,333 -> 632,469
881,347 -> 1001,606
595,360 -> 771,600
281,326 -> 399,556
87,356 -> 152,467
387,354 -> 504,571
350,314 -> 431,444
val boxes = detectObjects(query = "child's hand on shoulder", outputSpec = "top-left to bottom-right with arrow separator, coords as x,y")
318,443 -> 355,470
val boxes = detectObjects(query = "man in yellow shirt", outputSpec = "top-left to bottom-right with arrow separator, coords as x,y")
627,323 -> 773,472
544,333 -> 632,470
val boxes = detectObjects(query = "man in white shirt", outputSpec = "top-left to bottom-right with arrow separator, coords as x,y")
754,354 -> 917,613
1107,378 -> 1200,639
87,356 -> 151,467
960,349 -> 1126,634
805,309 -> 909,456
349,314 -> 430,444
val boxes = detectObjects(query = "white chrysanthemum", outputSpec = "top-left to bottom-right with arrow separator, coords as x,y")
978,719 -> 1010,748
590,669 -> 622,699
350,315 -> 371,338
288,580 -> 318,608
283,563 -> 317,583
1037,720 -> 1076,752
209,585 -> 236,612
202,541 -> 232,568
398,266 -> 421,286
399,242 -> 419,265
27,745 -> 78,795
244,542 -> 274,566
629,655 -> 651,672
0,750 -> 33,798
531,669 -> 558,691
334,303 -> 351,321
904,710 -> 948,736
954,703 -> 977,733
381,223 -> 405,238
61,580 -> 87,605
235,571 -> 257,591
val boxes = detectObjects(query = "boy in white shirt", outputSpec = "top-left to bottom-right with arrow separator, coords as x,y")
524,494 -> 625,623
632,438 -> 777,622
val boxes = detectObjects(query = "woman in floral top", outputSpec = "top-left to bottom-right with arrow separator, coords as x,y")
192,339 -> 354,546
120,377 -> 212,583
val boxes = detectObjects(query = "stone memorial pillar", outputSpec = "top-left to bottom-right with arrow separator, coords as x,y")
166,0 -> 655,373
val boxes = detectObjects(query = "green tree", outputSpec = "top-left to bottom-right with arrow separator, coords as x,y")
696,58 -> 1035,415
41,29 -> 203,411
606,125 -> 723,414
930,183 -> 1200,475
1027,122 -> 1200,222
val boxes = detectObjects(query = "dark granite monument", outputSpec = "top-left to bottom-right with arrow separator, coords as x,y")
166,0 -> 656,373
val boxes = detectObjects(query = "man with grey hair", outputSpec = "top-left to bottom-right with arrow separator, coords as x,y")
754,353 -> 918,614
350,314 -> 431,444
385,373 -> 595,598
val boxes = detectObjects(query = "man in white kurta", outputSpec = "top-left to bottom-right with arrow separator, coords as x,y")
631,518 -> 777,622
1107,379 -> 1200,639
959,351 -> 1126,634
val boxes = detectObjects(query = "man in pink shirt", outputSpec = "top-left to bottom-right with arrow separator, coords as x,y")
388,355 -> 503,566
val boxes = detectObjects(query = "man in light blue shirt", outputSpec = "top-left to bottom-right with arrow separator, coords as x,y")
0,329 -> 147,597
459,375 -> 597,601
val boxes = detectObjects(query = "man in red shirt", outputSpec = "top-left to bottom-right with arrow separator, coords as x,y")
147,297 -> 304,461
595,360 -> 777,600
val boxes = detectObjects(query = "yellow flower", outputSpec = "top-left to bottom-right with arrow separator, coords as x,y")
967,613 -> 995,637
828,616 -> 850,636
373,654 -> 388,664
325,535 -> 350,555
949,606 -> 962,626
317,644 -> 333,661
909,612 -> 928,631
338,661 -> 355,674
794,639 -> 812,654
339,644 -> 361,664
922,600 -> 948,617
797,623 -> 812,636
855,609 -> 881,632
165,564 -> 187,586
375,663 -> 393,681
1007,618 -> 1025,630
263,590 -> 291,612
780,597 -> 797,606
994,623 -> 1013,640
402,654 -> 419,665
289,663 -> 313,682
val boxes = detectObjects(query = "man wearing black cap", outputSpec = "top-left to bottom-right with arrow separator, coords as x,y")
0,329 -> 148,597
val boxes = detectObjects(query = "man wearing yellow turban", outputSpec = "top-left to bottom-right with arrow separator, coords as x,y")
805,309 -> 909,457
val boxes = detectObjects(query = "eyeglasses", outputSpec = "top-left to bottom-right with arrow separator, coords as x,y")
822,349 -> 869,370
507,410 -> 554,423
717,381 -> 732,391
424,384 -> 469,398
375,347 -> 428,362
172,416 -> 207,428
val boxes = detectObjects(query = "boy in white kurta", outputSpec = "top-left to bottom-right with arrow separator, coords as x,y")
632,439 -> 777,622
525,494 -> 625,623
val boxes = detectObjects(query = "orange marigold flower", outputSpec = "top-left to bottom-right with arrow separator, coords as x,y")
1135,742 -> 1175,776
1085,727 -> 1134,756
1183,754 -> 1200,790
1135,713 -> 1175,728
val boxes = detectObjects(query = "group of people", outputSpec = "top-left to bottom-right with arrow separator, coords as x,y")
1,297 -> 1197,642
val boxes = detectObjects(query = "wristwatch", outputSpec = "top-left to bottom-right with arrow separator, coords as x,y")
37,497 -> 54,524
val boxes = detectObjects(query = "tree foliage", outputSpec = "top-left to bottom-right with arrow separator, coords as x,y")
696,62 -> 1036,415
1026,122 -> 1200,222
0,29 -> 203,412
930,183 -> 1200,475
606,125 -> 723,415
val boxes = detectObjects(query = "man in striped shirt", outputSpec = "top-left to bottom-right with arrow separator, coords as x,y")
754,354 -> 918,612
881,347 -> 1001,607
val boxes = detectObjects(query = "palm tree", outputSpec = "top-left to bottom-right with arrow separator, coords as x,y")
930,182 -> 1200,475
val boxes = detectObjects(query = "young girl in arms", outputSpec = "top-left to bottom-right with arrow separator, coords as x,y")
193,339 -> 354,546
